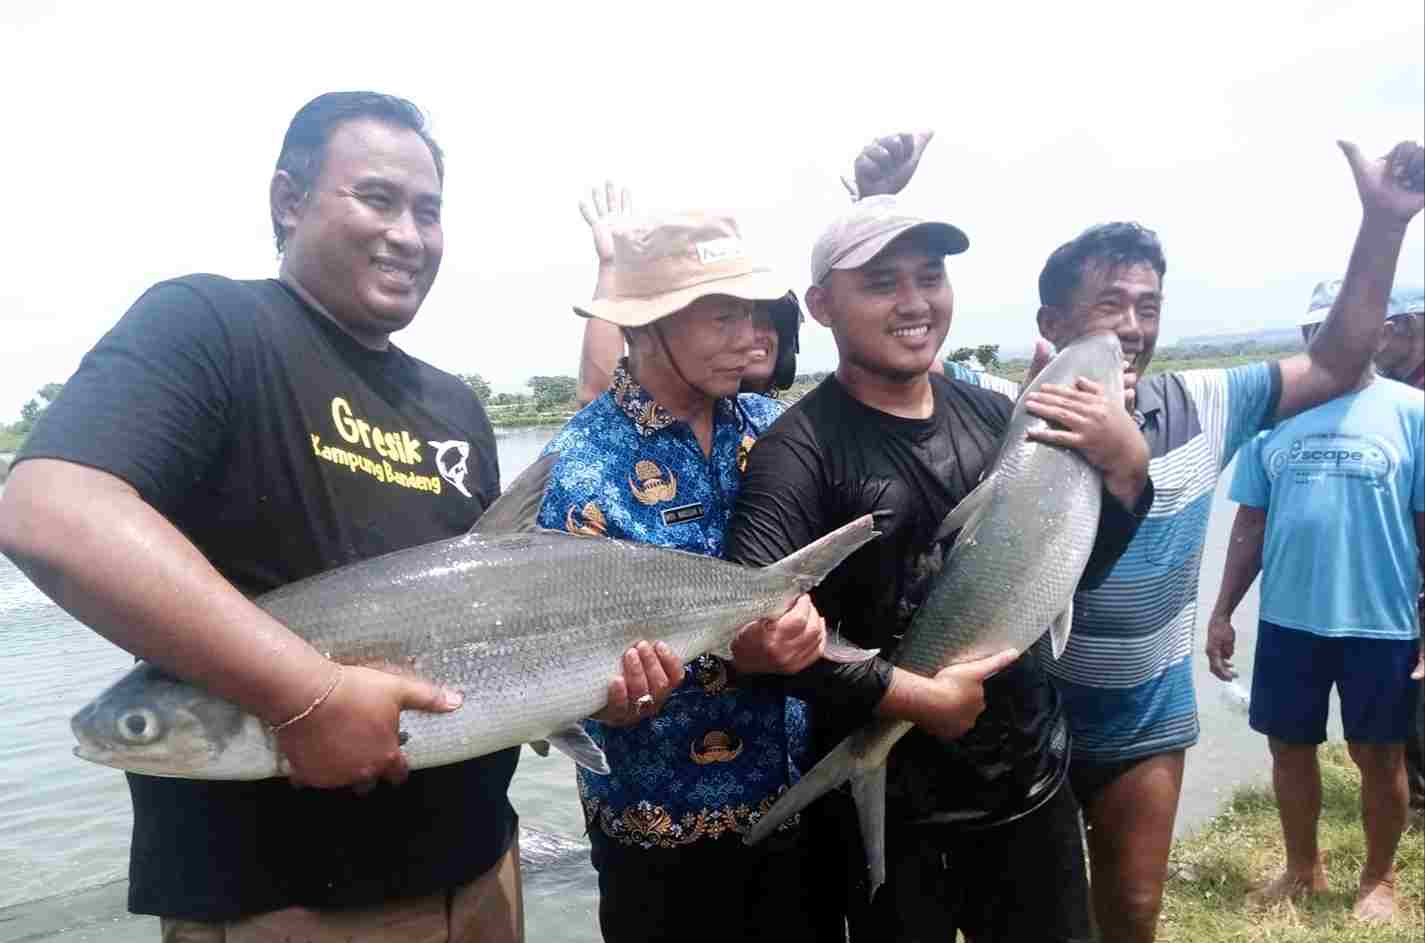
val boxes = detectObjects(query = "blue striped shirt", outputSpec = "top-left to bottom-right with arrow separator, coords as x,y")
946,361 -> 1280,762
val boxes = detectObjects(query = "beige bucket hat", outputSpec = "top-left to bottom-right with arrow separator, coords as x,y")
575,213 -> 793,327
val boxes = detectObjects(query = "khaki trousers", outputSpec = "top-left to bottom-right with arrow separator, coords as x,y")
159,836 -> 523,943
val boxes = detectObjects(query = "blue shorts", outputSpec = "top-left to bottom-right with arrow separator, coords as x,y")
1249,620 -> 1420,745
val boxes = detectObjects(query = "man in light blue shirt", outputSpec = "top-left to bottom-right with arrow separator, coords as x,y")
1207,281 -> 1425,924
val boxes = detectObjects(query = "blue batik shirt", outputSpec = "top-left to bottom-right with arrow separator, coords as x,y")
537,360 -> 808,848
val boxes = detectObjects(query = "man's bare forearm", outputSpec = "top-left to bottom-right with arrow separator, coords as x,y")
0,459 -> 332,725
1210,504 -> 1267,621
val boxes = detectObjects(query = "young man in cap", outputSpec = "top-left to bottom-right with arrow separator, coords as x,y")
725,193 -> 1154,942
1205,279 -> 1423,924
0,92 -> 546,942
941,140 -> 1423,942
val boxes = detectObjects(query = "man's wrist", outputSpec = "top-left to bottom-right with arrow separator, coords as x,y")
1359,210 -> 1411,240
1104,466 -> 1148,509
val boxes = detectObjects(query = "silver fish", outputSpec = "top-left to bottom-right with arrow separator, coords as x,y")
71,455 -> 878,780
744,330 -> 1125,896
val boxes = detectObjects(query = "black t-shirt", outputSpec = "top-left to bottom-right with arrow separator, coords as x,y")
19,275 -> 515,920
726,374 -> 1147,827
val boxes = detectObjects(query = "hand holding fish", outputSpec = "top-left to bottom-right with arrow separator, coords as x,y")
276,663 -> 464,790
1023,376 -> 1149,508
592,641 -> 685,727
730,594 -> 827,675
1204,614 -> 1239,682
888,648 -> 1021,743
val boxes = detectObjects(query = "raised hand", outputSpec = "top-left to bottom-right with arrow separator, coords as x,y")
579,181 -> 635,266
1339,139 -> 1424,225
842,131 -> 935,200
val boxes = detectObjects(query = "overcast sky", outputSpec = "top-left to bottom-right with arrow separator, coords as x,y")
2,0 -> 1422,421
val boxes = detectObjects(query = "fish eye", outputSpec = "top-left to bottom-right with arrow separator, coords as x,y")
116,709 -> 162,745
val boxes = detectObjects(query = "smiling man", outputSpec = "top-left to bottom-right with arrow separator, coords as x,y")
0,92 -> 529,942
942,140 -> 1424,942
727,195 -> 1152,942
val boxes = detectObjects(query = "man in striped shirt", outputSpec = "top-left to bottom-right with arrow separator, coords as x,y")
945,138 -> 1423,942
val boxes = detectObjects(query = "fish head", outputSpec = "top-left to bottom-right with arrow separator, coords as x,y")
1024,329 -> 1124,396
70,663 -> 277,779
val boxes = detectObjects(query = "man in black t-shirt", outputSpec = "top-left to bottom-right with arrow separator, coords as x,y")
726,195 -> 1152,942
0,92 -> 680,943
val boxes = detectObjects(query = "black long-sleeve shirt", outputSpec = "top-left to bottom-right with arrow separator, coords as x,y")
726,373 -> 1150,827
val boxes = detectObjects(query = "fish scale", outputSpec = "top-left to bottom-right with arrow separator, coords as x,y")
70,460 -> 878,781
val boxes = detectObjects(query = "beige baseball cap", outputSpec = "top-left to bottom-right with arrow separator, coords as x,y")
810,195 -> 969,285
575,213 -> 793,327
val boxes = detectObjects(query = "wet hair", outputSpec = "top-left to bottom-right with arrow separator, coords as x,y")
1038,222 -> 1166,309
272,91 -> 444,252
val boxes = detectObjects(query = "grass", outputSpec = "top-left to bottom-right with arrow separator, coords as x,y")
1157,744 -> 1424,942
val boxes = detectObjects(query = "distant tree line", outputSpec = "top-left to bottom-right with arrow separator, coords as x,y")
1,382 -> 65,451
456,373 -> 580,413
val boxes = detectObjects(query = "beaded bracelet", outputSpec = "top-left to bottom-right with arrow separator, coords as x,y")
270,665 -> 343,734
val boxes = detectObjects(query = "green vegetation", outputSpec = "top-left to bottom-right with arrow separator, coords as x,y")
1157,744 -> 1423,942
1,381 -> 65,453
474,374 -> 582,428
989,339 -> 1305,386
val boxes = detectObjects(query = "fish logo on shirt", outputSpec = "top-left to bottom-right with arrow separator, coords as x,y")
629,459 -> 678,505
428,440 -> 473,498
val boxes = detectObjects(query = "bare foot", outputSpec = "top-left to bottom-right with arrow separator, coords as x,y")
1245,866 -> 1329,908
1352,876 -> 1397,924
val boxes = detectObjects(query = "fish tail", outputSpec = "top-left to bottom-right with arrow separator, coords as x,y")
764,513 -> 878,594
744,736 -> 861,847
852,763 -> 888,899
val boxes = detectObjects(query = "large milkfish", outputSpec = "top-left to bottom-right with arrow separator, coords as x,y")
70,456 -> 878,780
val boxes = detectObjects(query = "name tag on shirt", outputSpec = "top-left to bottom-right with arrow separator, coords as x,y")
662,502 -> 705,525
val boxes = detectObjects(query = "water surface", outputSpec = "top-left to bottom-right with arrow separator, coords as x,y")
0,437 -> 1292,941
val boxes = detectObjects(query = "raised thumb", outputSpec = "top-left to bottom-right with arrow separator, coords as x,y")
1337,140 -> 1366,176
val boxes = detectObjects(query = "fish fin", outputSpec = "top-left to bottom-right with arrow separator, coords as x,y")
823,630 -> 880,664
528,739 -> 551,758
470,453 -> 559,536
764,513 -> 879,595
1049,599 -> 1073,660
712,629 -> 877,664
853,763 -> 889,900
745,737 -> 859,847
933,473 -> 996,544
546,724 -> 610,774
